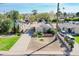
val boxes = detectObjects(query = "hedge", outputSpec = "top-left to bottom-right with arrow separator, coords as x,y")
64,18 -> 79,21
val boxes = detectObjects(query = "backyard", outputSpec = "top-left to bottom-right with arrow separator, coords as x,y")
0,35 -> 20,51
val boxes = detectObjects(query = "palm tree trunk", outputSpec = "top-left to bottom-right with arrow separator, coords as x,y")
13,19 -> 16,34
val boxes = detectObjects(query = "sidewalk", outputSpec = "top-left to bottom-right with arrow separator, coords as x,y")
0,34 -> 31,55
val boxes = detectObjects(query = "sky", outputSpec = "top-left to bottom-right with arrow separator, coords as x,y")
0,3 -> 79,14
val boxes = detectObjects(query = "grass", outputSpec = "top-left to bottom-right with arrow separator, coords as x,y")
0,35 -> 20,51
74,36 -> 79,44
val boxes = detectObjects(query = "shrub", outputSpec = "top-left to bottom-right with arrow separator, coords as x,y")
40,39 -> 44,41
16,33 -> 21,36
37,32 -> 43,38
52,19 -> 57,22
47,29 -> 55,35
64,18 -> 79,21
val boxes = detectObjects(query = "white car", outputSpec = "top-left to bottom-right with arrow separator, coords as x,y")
75,22 -> 79,24
66,34 -> 75,40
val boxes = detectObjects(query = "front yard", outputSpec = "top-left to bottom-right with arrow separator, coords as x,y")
0,35 -> 20,51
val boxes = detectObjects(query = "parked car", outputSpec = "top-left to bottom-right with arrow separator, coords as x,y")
75,22 -> 79,25
65,34 -> 75,40
61,30 -> 67,34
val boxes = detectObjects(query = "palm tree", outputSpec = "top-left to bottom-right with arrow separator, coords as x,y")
6,10 -> 19,33
64,12 -> 67,19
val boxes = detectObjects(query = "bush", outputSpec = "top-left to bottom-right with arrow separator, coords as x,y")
16,33 -> 21,36
64,18 -> 72,21
64,18 -> 79,21
52,19 -> 57,22
40,39 -> 44,41
32,32 -> 43,37
37,32 -> 43,38
47,29 -> 55,35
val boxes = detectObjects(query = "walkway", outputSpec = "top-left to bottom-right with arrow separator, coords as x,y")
7,34 -> 31,55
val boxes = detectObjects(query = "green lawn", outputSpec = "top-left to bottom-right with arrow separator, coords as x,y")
0,35 -> 20,51
74,36 -> 79,44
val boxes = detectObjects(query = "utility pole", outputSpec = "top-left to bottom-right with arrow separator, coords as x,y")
56,3 -> 60,32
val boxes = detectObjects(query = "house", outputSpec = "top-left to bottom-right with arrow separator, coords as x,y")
59,23 -> 79,35
34,22 -> 53,33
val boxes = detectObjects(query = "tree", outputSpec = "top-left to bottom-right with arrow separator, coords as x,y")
29,10 -> 37,22
56,11 -> 62,17
19,14 -> 25,20
32,10 -> 37,15
0,18 -> 12,34
7,10 -> 19,20
76,12 -> 79,17
0,14 -> 6,22
29,12 -> 50,22
0,14 -> 4,19
36,13 -> 50,22
29,15 -> 36,22
6,10 -> 19,33
63,12 -> 67,18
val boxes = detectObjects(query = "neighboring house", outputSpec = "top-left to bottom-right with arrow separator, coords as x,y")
16,14 -> 31,33
59,13 -> 76,21
24,14 -> 30,23
59,23 -> 79,35
35,22 -> 53,33
16,20 -> 30,33
22,13 -> 31,23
